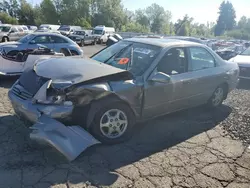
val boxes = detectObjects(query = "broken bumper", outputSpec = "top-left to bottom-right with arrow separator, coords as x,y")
8,90 -> 74,123
30,115 -> 100,161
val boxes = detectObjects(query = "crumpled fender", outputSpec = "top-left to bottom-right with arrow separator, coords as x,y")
30,115 -> 100,161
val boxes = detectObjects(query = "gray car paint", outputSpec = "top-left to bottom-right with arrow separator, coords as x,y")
8,38 -> 239,160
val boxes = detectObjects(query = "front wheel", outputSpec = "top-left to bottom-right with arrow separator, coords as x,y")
207,85 -> 227,108
91,103 -> 135,144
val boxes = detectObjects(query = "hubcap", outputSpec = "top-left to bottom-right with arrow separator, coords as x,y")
212,88 -> 224,106
100,109 -> 128,139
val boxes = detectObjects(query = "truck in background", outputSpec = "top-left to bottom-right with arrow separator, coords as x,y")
92,25 -> 115,44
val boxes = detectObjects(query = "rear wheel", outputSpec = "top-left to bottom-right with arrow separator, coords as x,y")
2,37 -> 9,42
90,103 -> 135,144
207,85 -> 227,108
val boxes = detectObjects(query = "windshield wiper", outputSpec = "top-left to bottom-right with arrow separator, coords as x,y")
103,43 -> 133,64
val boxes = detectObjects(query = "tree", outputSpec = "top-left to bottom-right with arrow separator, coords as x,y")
214,1 -> 236,36
0,12 -> 18,24
135,9 -> 149,28
40,0 -> 59,24
146,3 -> 169,34
18,0 -> 36,25
174,15 -> 193,36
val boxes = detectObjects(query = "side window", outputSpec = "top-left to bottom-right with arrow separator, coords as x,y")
33,36 -> 50,43
188,47 -> 215,71
50,36 -> 68,43
157,47 -> 187,75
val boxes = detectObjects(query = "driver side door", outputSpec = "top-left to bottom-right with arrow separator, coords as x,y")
28,35 -> 53,50
143,47 -> 193,119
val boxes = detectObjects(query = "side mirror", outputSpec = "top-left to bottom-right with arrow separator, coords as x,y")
29,40 -> 36,44
9,30 -> 15,33
149,72 -> 171,83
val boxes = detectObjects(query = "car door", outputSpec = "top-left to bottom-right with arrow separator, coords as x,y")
49,35 -> 69,52
8,27 -> 19,41
186,46 -> 223,105
143,47 -> 194,118
29,35 -> 53,49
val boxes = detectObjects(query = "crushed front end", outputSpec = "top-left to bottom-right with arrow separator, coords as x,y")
8,68 -> 101,161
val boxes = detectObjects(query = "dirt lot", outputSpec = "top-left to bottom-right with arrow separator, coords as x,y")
0,45 -> 250,188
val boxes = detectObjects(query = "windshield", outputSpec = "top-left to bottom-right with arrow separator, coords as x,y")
18,34 -> 34,43
59,27 -> 70,31
93,29 -> 103,35
74,31 -> 85,35
91,41 -> 162,76
0,26 -> 11,32
241,47 -> 250,56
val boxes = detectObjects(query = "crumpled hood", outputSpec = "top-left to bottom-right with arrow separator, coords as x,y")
232,55 -> 250,67
34,56 -> 130,86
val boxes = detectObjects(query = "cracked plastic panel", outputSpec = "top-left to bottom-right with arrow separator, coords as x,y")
30,115 -> 100,161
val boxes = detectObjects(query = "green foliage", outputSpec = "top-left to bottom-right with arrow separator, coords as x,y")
214,0 -> 236,36
0,0 -> 249,40
0,12 -> 18,24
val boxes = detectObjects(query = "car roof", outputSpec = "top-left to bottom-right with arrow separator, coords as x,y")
124,37 -> 204,48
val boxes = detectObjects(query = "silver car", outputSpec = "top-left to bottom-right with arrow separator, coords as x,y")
8,38 -> 239,146
0,32 -> 83,56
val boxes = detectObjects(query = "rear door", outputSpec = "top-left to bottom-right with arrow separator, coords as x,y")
49,35 -> 69,52
29,35 -> 53,49
186,46 -> 223,104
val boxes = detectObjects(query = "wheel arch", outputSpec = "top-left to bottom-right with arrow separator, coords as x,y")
220,82 -> 229,99
85,94 -> 137,130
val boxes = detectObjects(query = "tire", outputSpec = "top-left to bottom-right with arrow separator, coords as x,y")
70,50 -> 78,56
80,40 -> 85,47
90,102 -> 135,144
207,85 -> 227,108
2,37 -> 9,42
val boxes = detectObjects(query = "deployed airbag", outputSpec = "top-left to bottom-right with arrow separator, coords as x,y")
30,115 -> 100,161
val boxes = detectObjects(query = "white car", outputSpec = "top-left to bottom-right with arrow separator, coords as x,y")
229,47 -> 250,80
0,48 -> 65,76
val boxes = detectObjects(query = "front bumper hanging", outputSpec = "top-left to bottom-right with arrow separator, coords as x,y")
30,115 -> 100,161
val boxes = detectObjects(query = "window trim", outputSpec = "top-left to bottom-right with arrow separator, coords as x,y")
50,35 -> 68,43
33,35 -> 51,44
152,47 -> 189,76
187,46 -> 216,72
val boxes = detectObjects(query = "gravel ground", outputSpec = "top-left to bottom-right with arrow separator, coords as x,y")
0,45 -> 250,188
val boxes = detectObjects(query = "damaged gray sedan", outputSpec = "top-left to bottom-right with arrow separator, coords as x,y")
8,38 -> 239,160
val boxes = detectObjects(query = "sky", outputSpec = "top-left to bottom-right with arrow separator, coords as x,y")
121,0 -> 250,24
28,0 -> 250,24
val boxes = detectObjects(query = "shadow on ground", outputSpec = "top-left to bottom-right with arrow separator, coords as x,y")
237,79 -> 250,90
0,76 -> 19,88
0,104 -> 232,187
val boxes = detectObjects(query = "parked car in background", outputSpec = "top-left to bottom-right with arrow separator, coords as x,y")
34,28 -> 61,34
0,32 -> 83,56
166,36 -> 205,44
58,25 -> 82,36
38,24 -> 60,32
93,25 -> 115,44
0,45 -> 65,76
26,25 -> 38,32
216,44 -> 245,60
21,25 -> 31,34
68,30 -> 97,46
8,38 -> 239,157
229,47 -> 250,80
0,24 -> 28,42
